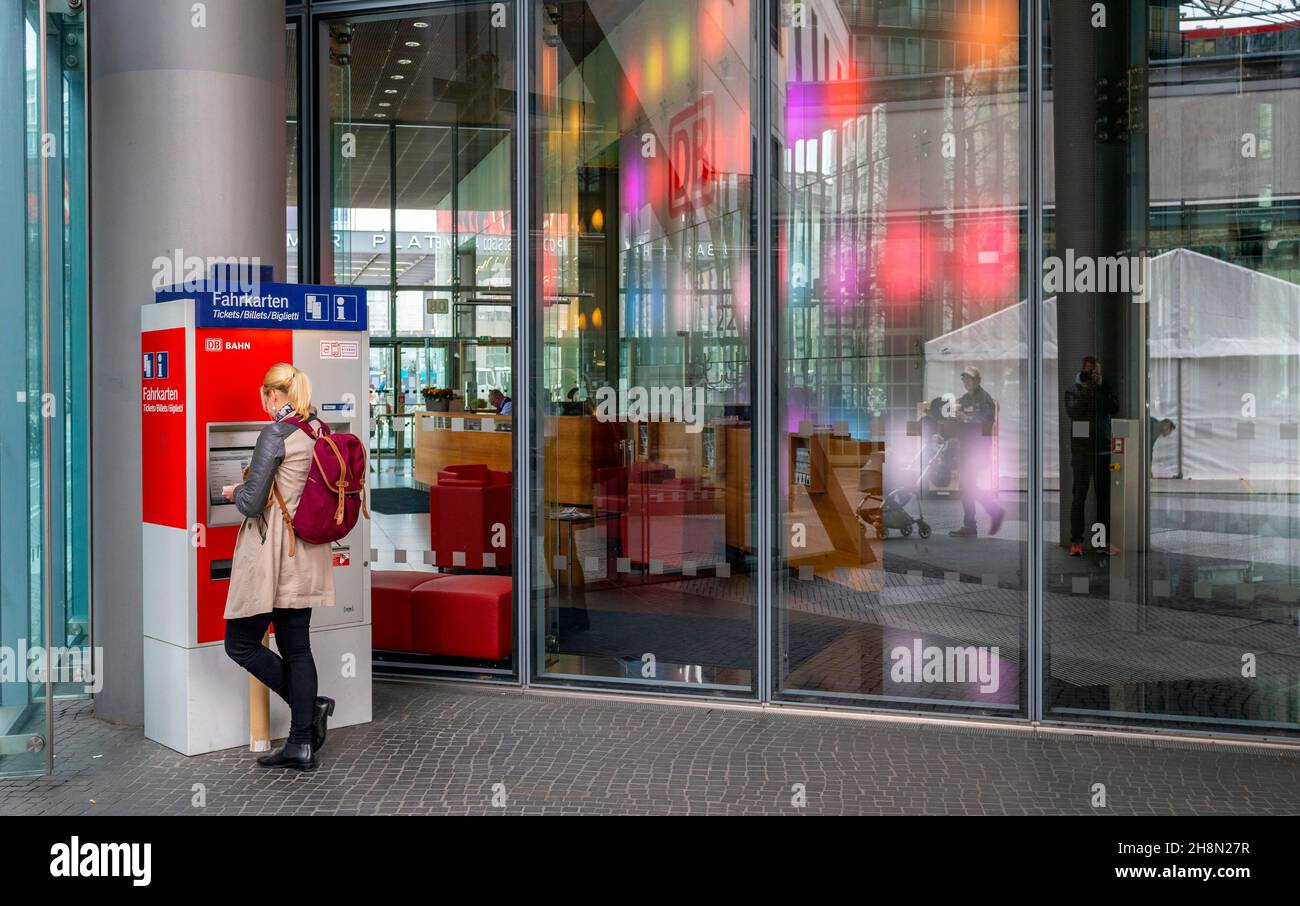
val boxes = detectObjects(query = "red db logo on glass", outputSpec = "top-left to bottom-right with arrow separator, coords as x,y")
668,96 -> 716,218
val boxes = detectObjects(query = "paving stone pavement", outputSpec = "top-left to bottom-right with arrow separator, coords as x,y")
3,680 -> 1300,815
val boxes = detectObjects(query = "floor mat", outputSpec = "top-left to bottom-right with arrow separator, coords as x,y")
369,486 -> 428,515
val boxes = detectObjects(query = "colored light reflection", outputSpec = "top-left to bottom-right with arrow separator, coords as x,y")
699,2 -> 725,58
958,215 -> 1019,302
669,21 -> 692,81
958,0 -> 1019,53
645,37 -> 663,95
784,79 -> 871,145
879,220 -> 927,304
622,63 -> 641,119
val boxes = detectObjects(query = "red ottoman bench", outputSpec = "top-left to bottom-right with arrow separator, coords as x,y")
410,574 -> 512,661
370,571 -> 445,652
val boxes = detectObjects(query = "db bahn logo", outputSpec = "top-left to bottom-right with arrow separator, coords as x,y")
668,96 -> 716,217
204,337 -> 250,352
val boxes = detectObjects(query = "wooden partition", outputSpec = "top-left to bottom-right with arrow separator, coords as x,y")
413,412 -> 513,485
786,431 -> 884,572
721,424 -> 752,552
541,415 -> 625,507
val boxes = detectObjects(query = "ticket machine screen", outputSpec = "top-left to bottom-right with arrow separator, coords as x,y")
206,424 -> 265,527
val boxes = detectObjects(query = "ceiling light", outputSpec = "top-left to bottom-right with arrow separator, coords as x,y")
384,88 -> 398,94
390,74 -> 405,80
378,102 -> 392,107
405,41 -> 420,48
398,58 -> 413,65
412,21 -> 429,28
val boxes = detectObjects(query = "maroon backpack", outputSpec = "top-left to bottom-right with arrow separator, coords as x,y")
270,415 -> 369,552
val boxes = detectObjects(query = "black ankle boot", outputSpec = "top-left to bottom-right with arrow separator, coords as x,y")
312,697 -> 336,751
257,742 -> 317,772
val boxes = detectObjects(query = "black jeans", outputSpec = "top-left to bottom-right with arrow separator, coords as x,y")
224,608 -> 317,746
1069,453 -> 1111,544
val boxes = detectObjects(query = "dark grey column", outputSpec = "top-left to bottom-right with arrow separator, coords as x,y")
1050,0 -> 1147,548
89,0 -> 285,724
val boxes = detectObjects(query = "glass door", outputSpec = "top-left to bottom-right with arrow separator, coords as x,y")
369,341 -> 448,465
326,1 -> 519,680
369,345 -> 394,458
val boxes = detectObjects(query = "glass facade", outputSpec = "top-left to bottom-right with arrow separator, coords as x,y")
528,0 -> 758,692
773,0 -> 1028,713
1041,0 -> 1300,731
284,0 -> 1300,738
0,0 -> 90,777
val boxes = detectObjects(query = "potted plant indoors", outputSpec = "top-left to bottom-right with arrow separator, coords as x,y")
421,386 -> 455,412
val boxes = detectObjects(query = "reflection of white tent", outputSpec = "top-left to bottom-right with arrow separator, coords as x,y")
925,249 -> 1300,486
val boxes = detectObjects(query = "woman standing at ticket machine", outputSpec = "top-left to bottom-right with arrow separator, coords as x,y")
220,363 -> 336,772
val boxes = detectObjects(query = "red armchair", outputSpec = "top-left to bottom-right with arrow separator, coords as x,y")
429,464 -> 512,569
593,463 -> 723,571
593,462 -> 672,552
624,477 -> 723,569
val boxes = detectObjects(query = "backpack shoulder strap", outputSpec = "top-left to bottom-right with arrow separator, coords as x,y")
284,414 -> 325,441
269,481 -> 297,557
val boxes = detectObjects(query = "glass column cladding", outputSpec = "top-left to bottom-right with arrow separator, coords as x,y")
1,0 -> 89,775
773,1 -> 1030,713
530,0 -> 759,693
1043,3 -> 1300,734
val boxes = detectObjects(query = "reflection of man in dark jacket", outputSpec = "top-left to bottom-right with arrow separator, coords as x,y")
1149,416 -> 1175,458
1064,356 -> 1120,555
949,366 -> 1005,537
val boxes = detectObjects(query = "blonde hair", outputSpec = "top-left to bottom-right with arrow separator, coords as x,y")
262,363 -> 312,419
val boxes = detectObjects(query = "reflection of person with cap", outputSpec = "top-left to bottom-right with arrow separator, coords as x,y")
949,366 -> 1005,537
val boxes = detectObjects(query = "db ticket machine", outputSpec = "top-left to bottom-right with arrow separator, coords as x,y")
141,266 -> 371,755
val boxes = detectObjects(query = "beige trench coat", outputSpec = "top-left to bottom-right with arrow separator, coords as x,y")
224,417 -> 335,620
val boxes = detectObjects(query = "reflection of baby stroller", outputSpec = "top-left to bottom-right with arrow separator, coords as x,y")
856,435 -> 953,540
879,487 -> 931,539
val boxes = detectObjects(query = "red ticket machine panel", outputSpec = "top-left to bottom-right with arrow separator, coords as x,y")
141,327 -> 189,530
193,328 -> 294,644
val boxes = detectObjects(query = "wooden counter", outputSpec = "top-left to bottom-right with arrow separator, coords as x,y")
542,415 -> 622,506
413,412 -> 513,484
